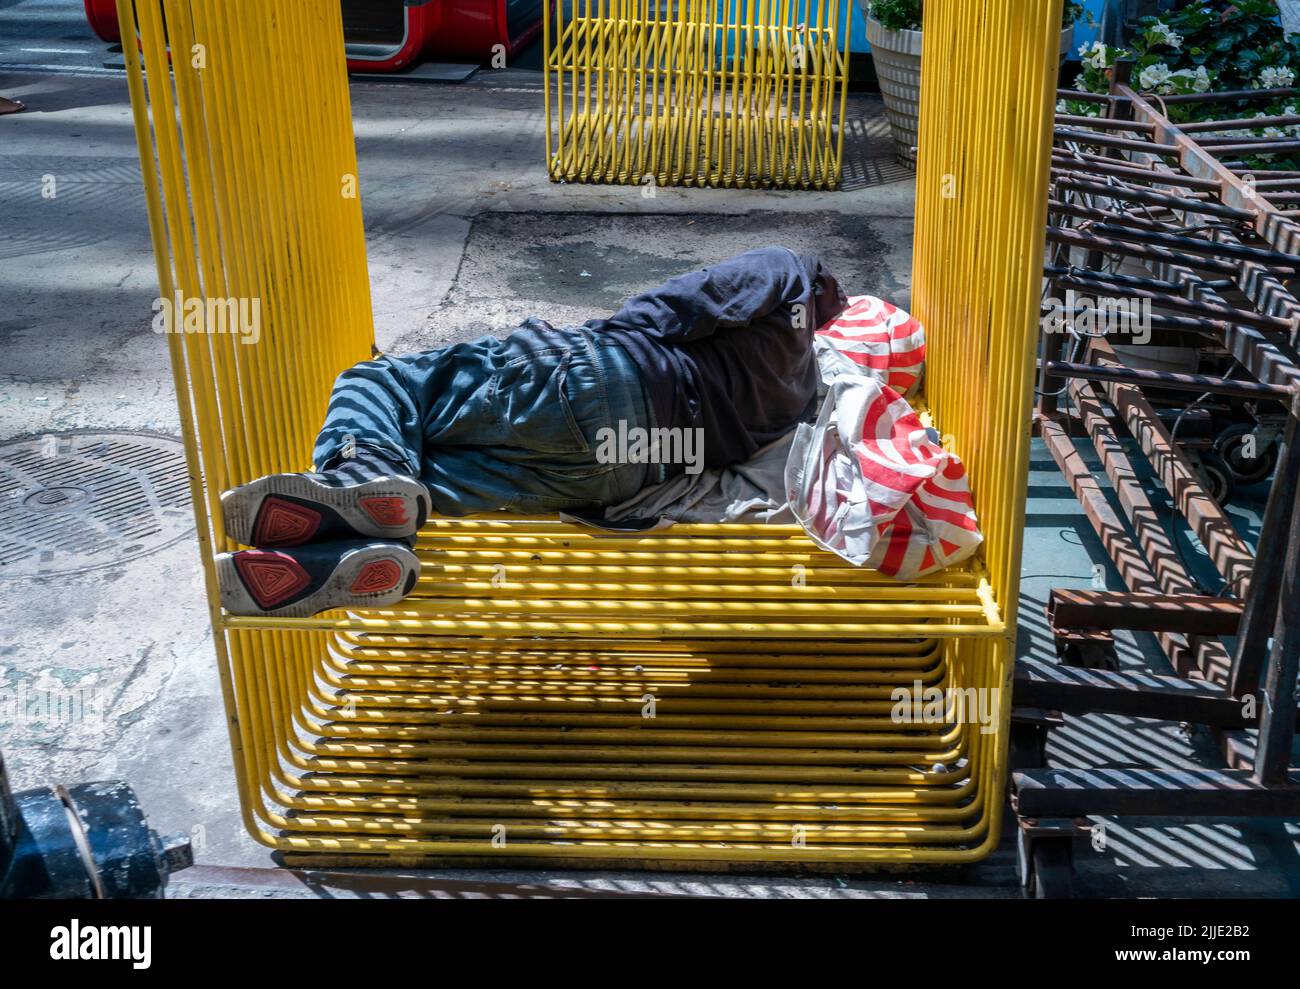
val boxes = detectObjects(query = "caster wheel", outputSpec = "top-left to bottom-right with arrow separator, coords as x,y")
1057,640 -> 1119,671
1191,449 -> 1235,505
1018,828 -> 1075,899
1214,423 -> 1278,486
1030,841 -> 1075,899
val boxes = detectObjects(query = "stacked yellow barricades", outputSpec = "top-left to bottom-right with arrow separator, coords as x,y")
544,0 -> 853,189
120,0 -> 1060,868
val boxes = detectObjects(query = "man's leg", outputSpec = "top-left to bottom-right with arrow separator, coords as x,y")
221,357 -> 433,549
212,329 -> 605,615
309,326 -> 651,518
312,358 -> 429,478
213,356 -> 435,617
214,321 -> 653,615
219,324 -> 613,554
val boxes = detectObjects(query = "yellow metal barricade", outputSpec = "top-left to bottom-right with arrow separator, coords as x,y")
120,0 -> 1059,868
544,0 -> 853,189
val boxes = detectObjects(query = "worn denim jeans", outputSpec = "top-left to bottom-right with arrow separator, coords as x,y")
312,320 -> 652,516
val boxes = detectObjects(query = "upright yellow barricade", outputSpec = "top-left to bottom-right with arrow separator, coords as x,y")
121,0 -> 1060,868
544,0 -> 853,189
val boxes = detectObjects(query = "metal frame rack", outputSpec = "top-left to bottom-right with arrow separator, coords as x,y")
119,0 -> 1063,869
542,0 -> 853,189
1014,64 -> 1300,896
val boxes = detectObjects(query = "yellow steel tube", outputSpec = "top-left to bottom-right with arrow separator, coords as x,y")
120,0 -> 1059,868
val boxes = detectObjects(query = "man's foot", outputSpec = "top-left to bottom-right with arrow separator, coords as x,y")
221,454 -> 431,547
216,540 -> 420,617
0,97 -> 24,116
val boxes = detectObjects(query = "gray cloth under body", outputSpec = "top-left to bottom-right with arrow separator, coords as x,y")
600,340 -> 845,525
602,431 -> 796,525
599,336 -> 932,528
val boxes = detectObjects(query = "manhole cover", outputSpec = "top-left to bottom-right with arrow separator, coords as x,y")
0,431 -> 194,578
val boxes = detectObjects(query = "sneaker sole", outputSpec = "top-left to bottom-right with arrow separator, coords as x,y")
221,472 -> 430,547
216,543 -> 421,618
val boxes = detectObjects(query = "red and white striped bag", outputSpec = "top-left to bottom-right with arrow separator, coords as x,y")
812,295 -> 926,395
785,297 -> 983,578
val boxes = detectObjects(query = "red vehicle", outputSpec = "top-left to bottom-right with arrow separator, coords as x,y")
83,0 -> 542,72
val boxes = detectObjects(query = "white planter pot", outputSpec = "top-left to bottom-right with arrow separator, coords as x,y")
864,14 -> 922,164
863,14 -> 1079,165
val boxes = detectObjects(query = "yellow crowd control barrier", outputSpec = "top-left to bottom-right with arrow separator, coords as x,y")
121,0 -> 1060,868
544,0 -> 853,188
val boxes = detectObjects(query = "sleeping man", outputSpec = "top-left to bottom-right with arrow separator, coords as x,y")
217,246 -> 847,617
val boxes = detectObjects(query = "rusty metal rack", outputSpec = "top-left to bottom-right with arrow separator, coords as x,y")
1013,66 -> 1300,896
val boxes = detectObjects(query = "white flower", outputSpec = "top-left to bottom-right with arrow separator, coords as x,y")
1263,126 -> 1287,139
1258,65 -> 1296,90
1169,66 -> 1212,94
1138,62 -> 1173,93
1148,21 -> 1183,50
1081,41 -> 1110,70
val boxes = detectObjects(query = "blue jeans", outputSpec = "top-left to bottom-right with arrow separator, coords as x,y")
313,320 -> 652,516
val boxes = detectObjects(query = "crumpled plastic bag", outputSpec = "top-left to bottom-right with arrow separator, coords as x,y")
786,296 -> 983,578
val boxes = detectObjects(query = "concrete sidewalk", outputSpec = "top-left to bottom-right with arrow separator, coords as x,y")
2,0 -> 1298,899
0,60 -> 921,883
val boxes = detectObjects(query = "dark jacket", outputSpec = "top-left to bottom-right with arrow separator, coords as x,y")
584,246 -> 847,474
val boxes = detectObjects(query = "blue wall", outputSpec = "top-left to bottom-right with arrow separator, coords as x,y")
848,1 -> 868,53
712,1 -> 871,53
1066,0 -> 1107,56
850,0 -> 1104,56
706,1 -> 1106,60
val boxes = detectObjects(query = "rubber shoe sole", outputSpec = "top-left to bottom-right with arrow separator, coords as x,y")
221,472 -> 431,547
216,542 -> 421,618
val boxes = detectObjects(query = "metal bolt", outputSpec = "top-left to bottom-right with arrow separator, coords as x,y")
157,830 -> 194,875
